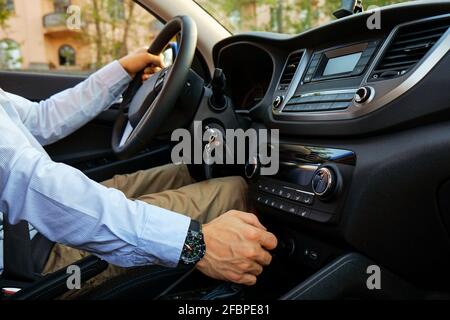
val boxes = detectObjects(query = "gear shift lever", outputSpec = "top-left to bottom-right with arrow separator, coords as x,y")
209,68 -> 228,111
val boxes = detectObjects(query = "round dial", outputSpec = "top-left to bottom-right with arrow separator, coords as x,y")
312,167 -> 336,199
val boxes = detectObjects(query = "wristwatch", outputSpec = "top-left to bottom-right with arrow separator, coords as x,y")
180,220 -> 206,265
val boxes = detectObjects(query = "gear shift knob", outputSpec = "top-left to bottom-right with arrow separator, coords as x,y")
210,68 -> 227,110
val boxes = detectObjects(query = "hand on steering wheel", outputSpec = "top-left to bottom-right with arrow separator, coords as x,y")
112,16 -> 198,159
119,48 -> 165,81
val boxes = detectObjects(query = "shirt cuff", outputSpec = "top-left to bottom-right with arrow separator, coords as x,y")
95,60 -> 132,98
136,203 -> 191,267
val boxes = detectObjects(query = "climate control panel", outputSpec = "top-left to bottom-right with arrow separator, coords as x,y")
249,144 -> 355,225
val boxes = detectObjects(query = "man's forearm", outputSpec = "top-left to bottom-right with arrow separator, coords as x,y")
0,107 -> 190,268
15,61 -> 131,146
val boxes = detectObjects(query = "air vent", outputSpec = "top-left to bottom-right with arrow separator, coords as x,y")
370,17 -> 450,81
278,51 -> 303,90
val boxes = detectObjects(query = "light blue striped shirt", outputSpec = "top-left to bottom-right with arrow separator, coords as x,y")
0,61 -> 190,273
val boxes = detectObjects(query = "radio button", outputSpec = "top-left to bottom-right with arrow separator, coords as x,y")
330,101 -> 350,110
288,206 -> 298,214
297,208 -> 311,218
279,203 -> 297,214
310,60 -> 319,68
302,194 -> 314,205
302,95 -> 318,103
312,103 -> 332,111
283,104 -> 299,112
269,199 -> 278,208
319,94 -> 337,102
352,65 -> 366,75
304,74 -> 313,82
336,93 -> 355,101
294,192 -> 303,202
357,56 -> 370,65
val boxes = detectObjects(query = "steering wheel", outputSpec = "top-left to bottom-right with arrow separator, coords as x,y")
112,16 -> 198,159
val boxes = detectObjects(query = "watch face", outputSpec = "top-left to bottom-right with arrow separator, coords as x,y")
181,231 -> 206,265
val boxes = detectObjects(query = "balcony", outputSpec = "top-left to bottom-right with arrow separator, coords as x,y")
43,12 -> 81,36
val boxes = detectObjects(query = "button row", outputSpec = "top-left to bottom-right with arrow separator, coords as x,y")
283,101 -> 350,112
254,194 -> 332,223
255,194 -> 310,217
288,92 -> 355,105
304,54 -> 320,82
349,41 -> 380,76
257,183 -> 314,205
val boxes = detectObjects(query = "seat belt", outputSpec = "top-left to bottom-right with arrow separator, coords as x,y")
2,213 -> 37,282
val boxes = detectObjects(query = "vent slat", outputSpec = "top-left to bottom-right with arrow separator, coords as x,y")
393,34 -> 442,47
278,51 -> 303,90
396,25 -> 449,40
377,59 -> 421,69
381,51 -> 425,61
386,44 -> 433,55
370,17 -> 449,81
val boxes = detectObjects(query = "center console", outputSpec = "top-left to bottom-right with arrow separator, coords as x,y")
272,39 -> 381,121
248,144 -> 355,225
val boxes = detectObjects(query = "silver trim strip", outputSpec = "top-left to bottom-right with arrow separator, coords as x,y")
273,14 -> 450,121
283,186 -> 315,196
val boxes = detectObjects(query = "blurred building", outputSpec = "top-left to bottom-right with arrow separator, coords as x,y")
0,0 -> 162,72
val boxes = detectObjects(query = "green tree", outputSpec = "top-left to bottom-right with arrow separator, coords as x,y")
0,0 -> 13,30
0,39 -> 22,69
82,0 -> 148,69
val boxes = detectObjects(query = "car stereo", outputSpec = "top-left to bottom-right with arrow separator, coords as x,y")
303,40 -> 380,83
249,144 -> 356,224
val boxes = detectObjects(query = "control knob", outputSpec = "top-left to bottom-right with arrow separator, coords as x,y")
354,86 -> 373,104
272,96 -> 284,109
311,167 -> 337,200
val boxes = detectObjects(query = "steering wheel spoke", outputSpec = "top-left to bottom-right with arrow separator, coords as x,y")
119,121 -> 134,148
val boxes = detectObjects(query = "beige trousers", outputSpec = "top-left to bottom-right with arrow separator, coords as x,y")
41,164 -> 248,298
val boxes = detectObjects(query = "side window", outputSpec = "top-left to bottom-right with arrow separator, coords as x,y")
0,0 -> 163,74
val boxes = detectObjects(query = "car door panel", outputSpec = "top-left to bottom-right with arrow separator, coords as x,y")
0,71 -> 86,101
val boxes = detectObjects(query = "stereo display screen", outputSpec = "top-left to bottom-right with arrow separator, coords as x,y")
322,52 -> 362,76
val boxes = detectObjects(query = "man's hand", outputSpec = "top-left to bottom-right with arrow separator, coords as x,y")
196,210 -> 278,286
119,47 -> 164,81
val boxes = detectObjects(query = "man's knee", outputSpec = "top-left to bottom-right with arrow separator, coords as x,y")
215,176 -> 248,211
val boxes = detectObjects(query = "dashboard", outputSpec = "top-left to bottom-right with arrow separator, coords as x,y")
213,1 -> 450,136
209,0 -> 450,291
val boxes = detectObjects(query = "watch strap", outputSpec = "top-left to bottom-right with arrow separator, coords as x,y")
189,219 -> 201,233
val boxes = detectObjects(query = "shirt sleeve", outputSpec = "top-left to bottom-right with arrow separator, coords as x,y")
0,106 -> 191,268
8,61 -> 132,146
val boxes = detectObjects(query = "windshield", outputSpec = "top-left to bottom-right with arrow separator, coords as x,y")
195,0 -> 411,34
